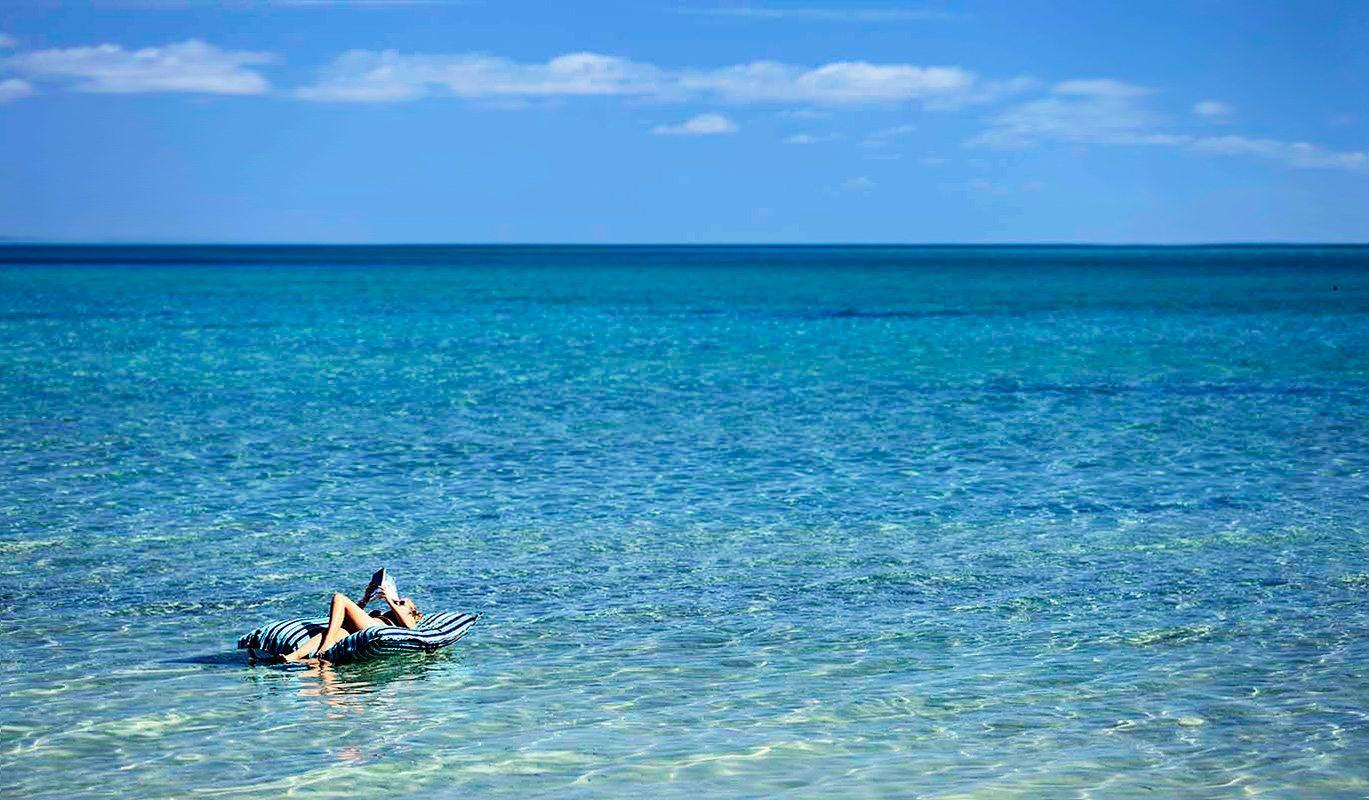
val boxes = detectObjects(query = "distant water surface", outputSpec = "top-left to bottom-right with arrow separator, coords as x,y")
1,245 -> 1366,798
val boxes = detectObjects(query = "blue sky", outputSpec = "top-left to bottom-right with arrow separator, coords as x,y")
1,1 -> 1366,243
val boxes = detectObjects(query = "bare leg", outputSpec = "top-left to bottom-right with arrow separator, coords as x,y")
314,592 -> 382,658
281,593 -> 381,663
282,633 -> 324,663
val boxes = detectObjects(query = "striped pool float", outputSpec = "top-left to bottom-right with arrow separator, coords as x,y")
238,610 -> 480,665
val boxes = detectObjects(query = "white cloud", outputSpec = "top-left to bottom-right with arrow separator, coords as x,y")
298,50 -> 996,108
0,78 -> 34,103
6,39 -> 272,94
968,91 -> 1175,149
298,50 -> 662,102
969,79 -> 1366,173
1053,78 -> 1154,97
1193,99 -> 1232,121
0,33 -> 17,49
957,75 -> 1040,106
681,60 -> 976,105
653,112 -> 738,136
861,122 -> 917,147
784,132 -> 844,144
968,79 -> 1177,150
1189,135 -> 1366,171
843,175 -> 875,191
675,6 -> 958,22
874,123 -> 917,137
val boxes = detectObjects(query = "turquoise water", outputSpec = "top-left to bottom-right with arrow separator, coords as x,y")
1,245 -> 1366,798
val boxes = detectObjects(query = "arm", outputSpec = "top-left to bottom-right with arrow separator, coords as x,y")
381,587 -> 421,629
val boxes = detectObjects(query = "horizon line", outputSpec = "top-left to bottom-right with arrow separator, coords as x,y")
2,241 -> 1368,248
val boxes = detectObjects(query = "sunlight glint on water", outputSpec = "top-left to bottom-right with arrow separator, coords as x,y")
0,246 -> 1366,798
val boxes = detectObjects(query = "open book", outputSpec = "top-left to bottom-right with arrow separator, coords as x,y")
359,568 -> 399,609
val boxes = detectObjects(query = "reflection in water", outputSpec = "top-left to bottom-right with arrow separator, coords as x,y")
4,248 -> 1368,799
244,651 -> 462,711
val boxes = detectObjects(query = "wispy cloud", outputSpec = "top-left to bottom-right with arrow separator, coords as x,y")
1190,135 -> 1365,171
0,78 -> 34,103
968,89 -> 1175,149
297,50 -> 660,102
861,122 -> 916,147
843,175 -> 875,191
653,111 -> 738,135
1053,78 -> 1154,98
5,39 -> 273,94
0,33 -> 17,49
969,79 -> 1366,173
676,5 -> 959,22
297,49 -> 1002,108
1193,99 -> 1232,121
955,75 -> 1041,107
682,60 -> 977,105
777,107 -> 830,120
679,59 -> 980,105
784,132 -> 835,144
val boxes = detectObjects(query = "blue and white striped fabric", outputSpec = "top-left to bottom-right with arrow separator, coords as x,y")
238,611 -> 480,665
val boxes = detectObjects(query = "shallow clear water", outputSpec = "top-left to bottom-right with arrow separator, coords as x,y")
1,245 -> 1366,798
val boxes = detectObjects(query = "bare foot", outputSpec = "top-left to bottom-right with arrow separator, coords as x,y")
281,649 -> 323,664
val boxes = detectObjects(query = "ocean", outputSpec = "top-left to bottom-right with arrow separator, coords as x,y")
1,245 -> 1366,798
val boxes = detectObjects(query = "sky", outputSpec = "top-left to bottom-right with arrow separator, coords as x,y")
1,1 -> 1367,243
